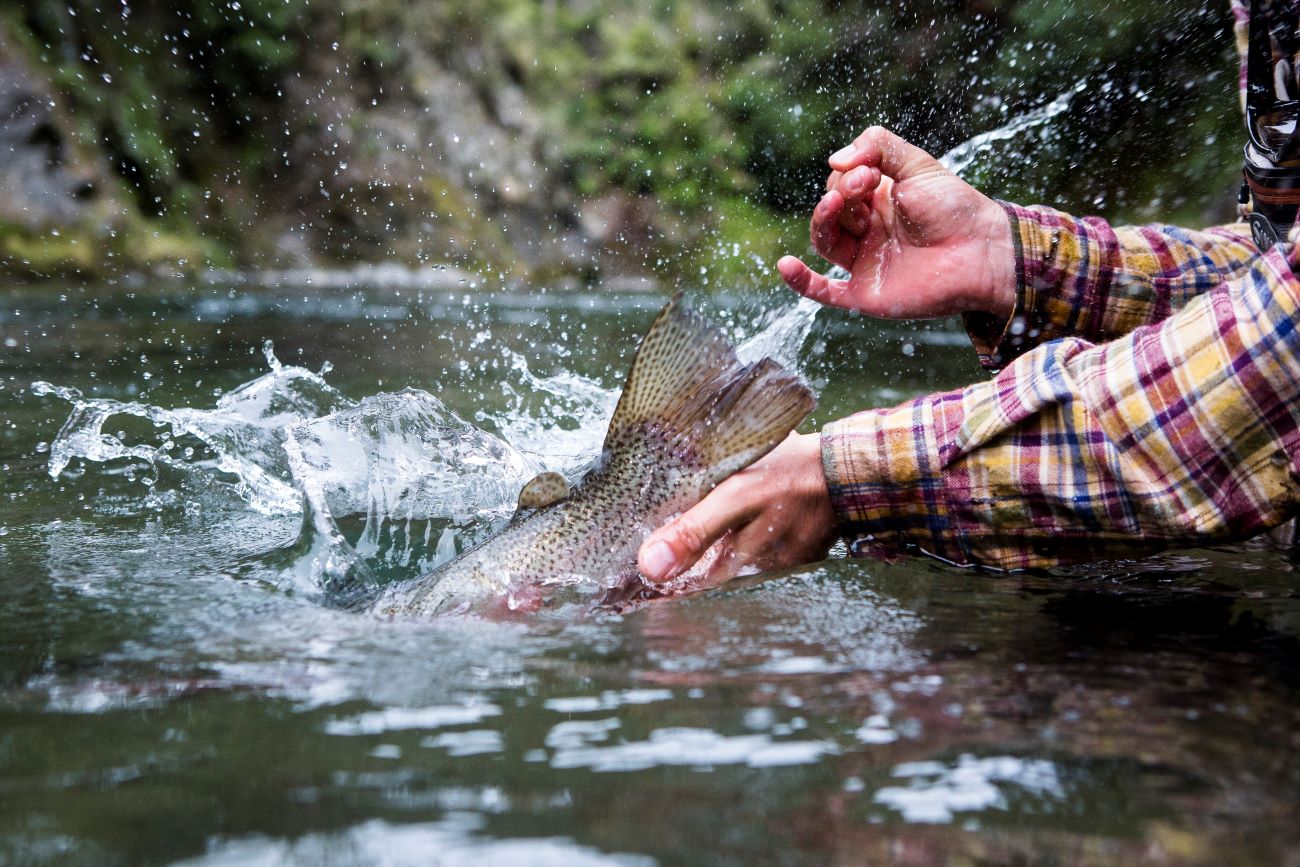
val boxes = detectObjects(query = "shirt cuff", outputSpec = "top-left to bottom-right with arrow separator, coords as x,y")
820,393 -> 968,565
961,201 -> 1078,370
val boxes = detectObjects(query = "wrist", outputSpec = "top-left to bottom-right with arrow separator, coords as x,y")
973,198 -> 1017,319
795,431 -> 839,549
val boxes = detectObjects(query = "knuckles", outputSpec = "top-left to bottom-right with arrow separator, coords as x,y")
856,125 -> 889,152
666,513 -> 713,561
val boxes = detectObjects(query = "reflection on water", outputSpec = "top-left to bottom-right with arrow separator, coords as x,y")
873,755 -> 1064,823
2,279 -> 1299,864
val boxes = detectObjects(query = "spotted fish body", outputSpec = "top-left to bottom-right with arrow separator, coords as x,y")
369,294 -> 816,618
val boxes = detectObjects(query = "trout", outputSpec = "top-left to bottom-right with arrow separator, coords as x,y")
368,293 -> 816,617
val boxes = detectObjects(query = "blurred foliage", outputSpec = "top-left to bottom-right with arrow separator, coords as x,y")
2,0 -> 1241,281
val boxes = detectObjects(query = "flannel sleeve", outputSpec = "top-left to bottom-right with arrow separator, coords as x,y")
823,241 -> 1300,570
963,203 -> 1260,369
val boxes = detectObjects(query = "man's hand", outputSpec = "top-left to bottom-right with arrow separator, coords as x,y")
778,126 -> 1017,320
637,432 -> 836,585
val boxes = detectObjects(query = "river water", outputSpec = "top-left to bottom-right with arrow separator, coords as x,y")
2,275 -> 1299,864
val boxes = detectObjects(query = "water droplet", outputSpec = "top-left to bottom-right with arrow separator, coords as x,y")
263,339 -> 281,370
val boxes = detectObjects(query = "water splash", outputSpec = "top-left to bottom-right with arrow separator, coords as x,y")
939,80 -> 1086,179
737,295 -> 823,371
281,389 -> 540,591
286,390 -> 536,527
31,345 -> 350,515
33,293 -> 824,599
485,350 -> 617,476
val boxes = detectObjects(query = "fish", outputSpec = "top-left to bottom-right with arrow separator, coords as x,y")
367,293 -> 816,618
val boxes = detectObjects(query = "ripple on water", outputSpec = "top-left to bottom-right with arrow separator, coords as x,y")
176,817 -> 657,867
324,703 -> 503,735
548,727 -> 837,773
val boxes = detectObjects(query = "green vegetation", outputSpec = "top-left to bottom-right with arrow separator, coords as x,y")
1,0 -> 1241,283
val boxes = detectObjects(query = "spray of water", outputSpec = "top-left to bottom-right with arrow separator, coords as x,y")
32,297 -> 825,597
939,81 -> 1085,179
31,343 -> 349,516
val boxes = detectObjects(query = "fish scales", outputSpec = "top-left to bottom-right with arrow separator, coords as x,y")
368,293 -> 816,618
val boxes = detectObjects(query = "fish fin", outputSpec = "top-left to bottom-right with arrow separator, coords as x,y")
517,471 -> 570,510
605,293 -> 816,487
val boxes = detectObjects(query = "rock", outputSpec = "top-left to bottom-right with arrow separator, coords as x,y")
0,24 -> 117,232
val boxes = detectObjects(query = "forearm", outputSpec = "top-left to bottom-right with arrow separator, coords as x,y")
827,243 -> 1300,569
965,203 -> 1259,369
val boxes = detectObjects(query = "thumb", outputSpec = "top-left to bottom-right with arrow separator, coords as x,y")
777,256 -> 851,309
639,490 -> 754,584
828,125 -> 941,182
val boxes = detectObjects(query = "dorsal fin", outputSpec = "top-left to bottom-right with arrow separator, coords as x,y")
604,293 -> 816,487
517,471 -> 570,510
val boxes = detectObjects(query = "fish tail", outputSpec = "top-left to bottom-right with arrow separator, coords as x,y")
604,293 -> 816,487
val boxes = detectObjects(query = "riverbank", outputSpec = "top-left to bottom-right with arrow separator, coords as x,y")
1,0 -> 1241,286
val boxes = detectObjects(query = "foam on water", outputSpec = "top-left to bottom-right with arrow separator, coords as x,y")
547,726 -> 838,772
177,817 -> 656,867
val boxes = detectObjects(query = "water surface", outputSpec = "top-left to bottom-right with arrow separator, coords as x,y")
2,278 -> 1298,864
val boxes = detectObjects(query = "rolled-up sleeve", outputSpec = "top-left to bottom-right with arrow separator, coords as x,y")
824,241 -> 1300,569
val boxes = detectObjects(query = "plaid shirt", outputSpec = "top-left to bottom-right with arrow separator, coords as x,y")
820,10 -> 1300,567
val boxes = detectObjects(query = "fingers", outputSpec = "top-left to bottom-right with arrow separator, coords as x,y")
701,487 -> 835,584
810,190 -> 860,268
640,433 -> 836,589
638,485 -> 757,584
838,165 -> 880,200
703,521 -> 775,584
777,256 -> 850,308
810,189 -> 844,260
828,125 -> 941,182
832,165 -> 878,234
812,166 -> 879,266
